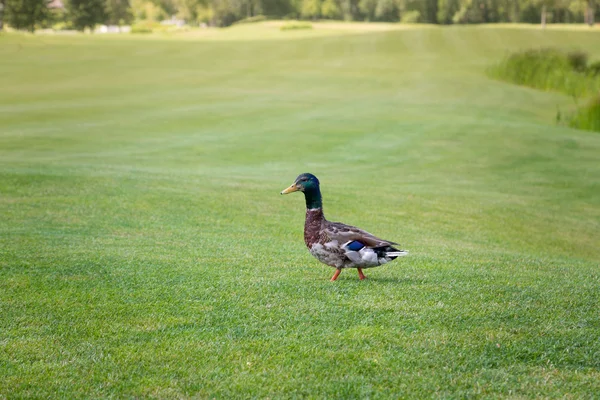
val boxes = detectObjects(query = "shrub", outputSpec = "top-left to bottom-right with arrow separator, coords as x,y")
130,21 -> 170,34
130,25 -> 153,33
401,10 -> 421,23
280,22 -> 313,31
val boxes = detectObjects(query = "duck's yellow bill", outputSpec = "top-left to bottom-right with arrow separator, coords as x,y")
280,183 -> 300,195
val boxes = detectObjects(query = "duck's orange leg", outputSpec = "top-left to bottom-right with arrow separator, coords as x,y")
330,269 -> 341,281
357,268 -> 366,280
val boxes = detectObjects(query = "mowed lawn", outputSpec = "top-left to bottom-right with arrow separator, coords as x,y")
1,24 -> 599,398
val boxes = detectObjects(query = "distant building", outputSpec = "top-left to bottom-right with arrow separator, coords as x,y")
161,16 -> 186,27
96,25 -> 132,33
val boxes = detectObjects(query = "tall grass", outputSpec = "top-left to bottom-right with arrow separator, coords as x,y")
569,95 -> 600,131
488,48 -> 600,98
488,48 -> 600,132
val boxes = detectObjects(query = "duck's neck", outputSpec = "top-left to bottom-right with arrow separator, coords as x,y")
304,187 -> 323,210
303,187 -> 325,248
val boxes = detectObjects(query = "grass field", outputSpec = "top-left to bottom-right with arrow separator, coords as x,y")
1,24 -> 600,398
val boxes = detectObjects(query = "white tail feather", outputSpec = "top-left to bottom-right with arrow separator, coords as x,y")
386,251 -> 408,257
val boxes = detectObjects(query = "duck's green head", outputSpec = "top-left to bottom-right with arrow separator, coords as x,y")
281,173 -> 322,209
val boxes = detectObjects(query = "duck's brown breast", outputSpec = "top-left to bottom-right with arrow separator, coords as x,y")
304,208 -> 325,248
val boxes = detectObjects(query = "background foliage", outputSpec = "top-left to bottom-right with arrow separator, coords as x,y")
0,0 -> 598,29
3,0 -> 48,31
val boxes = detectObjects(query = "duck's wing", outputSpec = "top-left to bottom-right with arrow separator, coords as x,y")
324,220 -> 407,265
324,220 -> 398,248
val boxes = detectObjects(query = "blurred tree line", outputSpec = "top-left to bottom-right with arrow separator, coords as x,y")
0,0 -> 597,31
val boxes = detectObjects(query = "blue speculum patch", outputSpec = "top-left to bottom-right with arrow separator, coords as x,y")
346,240 -> 365,251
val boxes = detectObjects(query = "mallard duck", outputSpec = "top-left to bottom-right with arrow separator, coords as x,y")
281,173 -> 408,281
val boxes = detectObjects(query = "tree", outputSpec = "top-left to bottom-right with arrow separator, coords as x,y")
131,0 -> 167,20
105,0 -> 132,26
123,0 -> 599,25
586,0 -> 595,25
374,0 -> 398,20
4,0 -> 49,31
0,0 -> 5,30
67,0 -> 106,31
260,0 -> 297,17
437,0 -> 460,23
173,0 -> 199,21
338,0 -> 360,20
301,0 -> 320,19
358,0 -> 377,20
396,0 -> 433,22
195,2 -> 213,23
321,0 -> 341,18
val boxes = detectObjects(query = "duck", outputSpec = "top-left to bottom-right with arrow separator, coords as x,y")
281,173 -> 408,281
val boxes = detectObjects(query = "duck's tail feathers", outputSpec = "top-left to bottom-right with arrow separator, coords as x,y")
386,250 -> 409,258
373,245 -> 408,260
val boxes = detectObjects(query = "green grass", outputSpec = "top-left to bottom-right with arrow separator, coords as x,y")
1,24 -> 600,398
